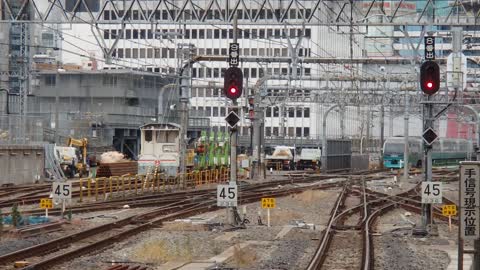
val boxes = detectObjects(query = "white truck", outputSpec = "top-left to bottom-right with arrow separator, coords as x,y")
265,146 -> 295,170
295,148 -> 321,170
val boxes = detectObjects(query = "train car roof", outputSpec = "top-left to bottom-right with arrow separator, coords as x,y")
140,123 -> 181,130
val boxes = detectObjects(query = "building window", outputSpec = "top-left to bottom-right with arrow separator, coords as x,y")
266,107 -> 272,117
296,127 -> 302,137
205,106 -> 211,116
251,68 -> 257,78
220,107 -> 226,116
192,29 -> 197,39
305,68 -> 311,76
243,68 -> 249,78
126,97 -> 139,106
305,28 -> 311,38
45,75 -> 56,86
125,48 -> 131,58
199,29 -> 205,39
273,127 -> 279,136
304,108 -> 310,118
304,127 -> 310,137
213,107 -> 218,116
265,127 -> 271,136
259,29 -> 265,38
214,29 -> 220,38
288,108 -> 294,117
267,29 -> 273,38
274,29 -> 281,38
296,107 -> 302,118
132,48 -> 138,58
117,48 -> 124,58
273,106 -> 279,117
288,127 -> 294,136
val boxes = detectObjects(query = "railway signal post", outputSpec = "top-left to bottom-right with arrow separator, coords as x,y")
417,35 -> 440,236
222,14 -> 242,226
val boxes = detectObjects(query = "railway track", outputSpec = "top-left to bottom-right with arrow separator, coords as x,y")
1,175 -> 350,216
0,177 -> 352,270
306,178 -> 458,270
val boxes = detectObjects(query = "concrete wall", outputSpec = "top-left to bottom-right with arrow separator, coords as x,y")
0,145 -> 45,185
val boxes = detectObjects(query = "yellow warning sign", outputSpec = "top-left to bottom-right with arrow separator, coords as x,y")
40,198 -> 53,209
442,204 -> 457,216
261,198 -> 276,209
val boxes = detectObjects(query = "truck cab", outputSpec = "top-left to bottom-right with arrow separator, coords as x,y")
296,148 -> 321,170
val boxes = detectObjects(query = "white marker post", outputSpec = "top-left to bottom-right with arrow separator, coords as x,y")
267,208 -> 271,227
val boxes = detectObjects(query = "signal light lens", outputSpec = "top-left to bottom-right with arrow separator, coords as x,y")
229,87 -> 237,94
427,82 -> 433,88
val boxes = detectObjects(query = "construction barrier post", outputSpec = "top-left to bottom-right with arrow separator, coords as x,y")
102,177 -> 107,199
120,176 -> 125,197
87,179 -> 91,200
79,178 -> 83,202
94,179 -> 99,201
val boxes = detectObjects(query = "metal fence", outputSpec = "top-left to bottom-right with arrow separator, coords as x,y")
0,114 -> 47,144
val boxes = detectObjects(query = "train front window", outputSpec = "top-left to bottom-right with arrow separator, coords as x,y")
384,143 -> 404,154
144,130 -> 153,142
157,131 -> 177,143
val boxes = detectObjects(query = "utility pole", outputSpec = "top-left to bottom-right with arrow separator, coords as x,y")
403,82 -> 409,181
178,43 -> 193,187
380,105 -> 385,168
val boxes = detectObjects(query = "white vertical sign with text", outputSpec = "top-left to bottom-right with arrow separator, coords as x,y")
460,163 -> 480,240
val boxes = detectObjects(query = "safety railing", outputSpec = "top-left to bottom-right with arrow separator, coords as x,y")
78,167 -> 231,202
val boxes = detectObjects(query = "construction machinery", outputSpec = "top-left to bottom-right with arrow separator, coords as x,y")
66,137 -> 88,177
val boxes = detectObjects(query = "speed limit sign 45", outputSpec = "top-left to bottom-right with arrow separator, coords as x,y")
52,182 -> 72,199
217,184 -> 238,207
421,182 -> 442,204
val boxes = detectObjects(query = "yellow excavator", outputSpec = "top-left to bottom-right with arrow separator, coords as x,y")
67,137 -> 88,177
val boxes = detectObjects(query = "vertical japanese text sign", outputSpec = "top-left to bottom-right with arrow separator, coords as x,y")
460,163 -> 480,240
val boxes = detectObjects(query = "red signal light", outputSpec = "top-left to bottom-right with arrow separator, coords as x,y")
229,87 -> 237,94
420,61 -> 440,95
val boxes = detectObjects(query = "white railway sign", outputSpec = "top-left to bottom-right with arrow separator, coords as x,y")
460,162 -> 480,240
229,43 -> 239,67
52,182 -> 72,199
217,184 -> 238,207
421,182 -> 442,204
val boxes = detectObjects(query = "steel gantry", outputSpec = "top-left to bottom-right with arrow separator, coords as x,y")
1,0 -> 480,26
